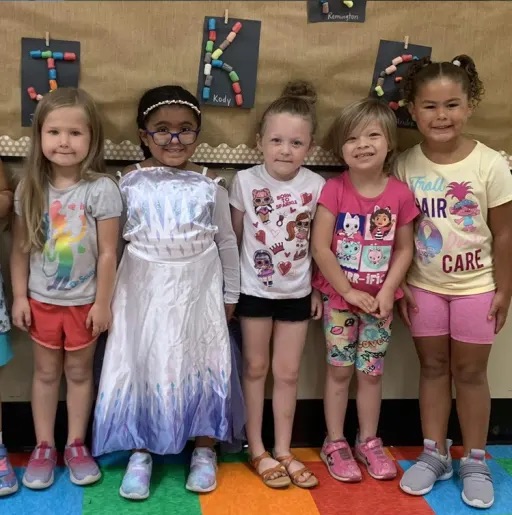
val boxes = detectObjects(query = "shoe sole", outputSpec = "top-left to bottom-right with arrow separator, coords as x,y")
0,483 -> 19,496
400,469 -> 453,496
355,450 -> 397,480
461,490 -> 494,509
185,480 -> 217,493
320,452 -> 362,483
22,472 -> 54,490
119,486 -> 150,500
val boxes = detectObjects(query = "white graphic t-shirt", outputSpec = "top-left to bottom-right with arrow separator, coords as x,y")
229,165 -> 325,299
396,141 -> 512,295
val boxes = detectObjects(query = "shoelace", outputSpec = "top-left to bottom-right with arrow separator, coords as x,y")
459,461 -> 493,483
416,451 -> 448,476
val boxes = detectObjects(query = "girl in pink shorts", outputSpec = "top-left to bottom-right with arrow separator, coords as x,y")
397,54 -> 512,509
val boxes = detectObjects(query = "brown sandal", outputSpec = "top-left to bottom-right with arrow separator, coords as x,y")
250,451 -> 291,488
274,454 -> 319,489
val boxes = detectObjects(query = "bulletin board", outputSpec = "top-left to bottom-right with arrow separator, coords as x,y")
0,1 -> 510,165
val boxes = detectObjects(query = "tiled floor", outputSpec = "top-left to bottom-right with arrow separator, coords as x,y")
2,445 -> 512,514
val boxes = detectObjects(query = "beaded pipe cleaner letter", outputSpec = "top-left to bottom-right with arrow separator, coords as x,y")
203,18 -> 244,107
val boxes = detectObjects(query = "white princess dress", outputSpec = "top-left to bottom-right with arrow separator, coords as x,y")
92,167 -> 240,456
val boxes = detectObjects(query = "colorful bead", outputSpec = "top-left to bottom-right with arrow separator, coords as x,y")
52,52 -> 64,60
374,85 -> 384,96
389,101 -> 399,111
385,65 -> 397,75
204,52 -> 212,64
48,69 -> 57,80
226,31 -> 237,43
229,71 -> 239,82
205,75 -> 213,87
380,71 -> 386,78
64,52 -> 76,61
398,99 -> 408,107
209,30 -> 216,42
208,18 -> 216,30
47,58 -> 55,69
41,50 -> 52,59
27,87 -> 37,100
322,2 -> 329,13
49,80 -> 58,91
206,41 -> 214,53
219,40 -> 230,51
377,77 -> 385,87
204,63 -> 212,75
202,87 -> 211,100
235,94 -> 243,106
392,56 -> 403,66
222,63 -> 233,72
401,54 -> 413,63
232,82 -> 241,94
212,59 -> 223,68
343,0 -> 354,7
29,50 -> 42,58
211,48 -> 223,59
413,56 -> 419,60
232,21 -> 242,33
394,76 -> 403,83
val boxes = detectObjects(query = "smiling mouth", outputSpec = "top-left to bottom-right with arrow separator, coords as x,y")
355,152 -> 374,158
432,125 -> 452,130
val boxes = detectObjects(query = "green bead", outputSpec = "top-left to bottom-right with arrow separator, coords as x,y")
229,71 -> 239,82
41,51 -> 52,59
206,41 -> 214,53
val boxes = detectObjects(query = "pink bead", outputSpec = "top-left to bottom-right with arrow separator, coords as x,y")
232,21 -> 242,33
226,31 -> 237,43
402,54 -> 413,62
385,65 -> 397,75
232,82 -> 241,94
388,102 -> 399,111
64,52 -> 76,61
235,94 -> 243,106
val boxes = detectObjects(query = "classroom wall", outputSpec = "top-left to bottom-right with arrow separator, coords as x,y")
1,162 -> 511,403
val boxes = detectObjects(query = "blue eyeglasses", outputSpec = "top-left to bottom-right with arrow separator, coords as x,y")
145,128 -> 200,146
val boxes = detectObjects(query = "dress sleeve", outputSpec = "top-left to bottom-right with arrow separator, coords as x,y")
214,185 -> 241,304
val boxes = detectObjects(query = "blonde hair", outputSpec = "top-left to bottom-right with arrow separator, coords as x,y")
258,80 -> 318,137
325,98 -> 397,175
19,87 -> 106,251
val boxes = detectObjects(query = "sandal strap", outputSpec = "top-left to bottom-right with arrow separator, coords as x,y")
251,451 -> 288,481
250,451 -> 271,469
274,454 -> 295,467
275,454 -> 317,483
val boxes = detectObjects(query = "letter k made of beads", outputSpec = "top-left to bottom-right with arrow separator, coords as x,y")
202,18 -> 244,107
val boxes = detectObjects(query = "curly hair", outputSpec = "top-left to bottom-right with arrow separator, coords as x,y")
402,54 -> 484,108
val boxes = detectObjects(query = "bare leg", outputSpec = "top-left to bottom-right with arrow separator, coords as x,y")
324,364 -> 353,441
414,335 -> 451,455
272,320 -> 310,482
451,340 -> 492,454
64,342 -> 97,444
356,370 -> 382,441
31,343 -> 64,446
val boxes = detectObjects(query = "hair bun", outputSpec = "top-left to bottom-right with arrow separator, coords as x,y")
281,80 -> 317,104
451,54 -> 476,72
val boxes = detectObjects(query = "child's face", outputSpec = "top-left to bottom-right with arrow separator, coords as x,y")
342,120 -> 389,174
140,106 -> 200,169
257,113 -> 312,180
41,106 -> 91,172
408,78 -> 472,145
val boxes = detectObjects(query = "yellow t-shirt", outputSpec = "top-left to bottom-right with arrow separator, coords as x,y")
396,141 -> 512,295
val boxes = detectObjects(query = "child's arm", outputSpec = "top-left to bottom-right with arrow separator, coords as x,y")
10,214 -> 31,330
230,206 -> 244,247
375,222 -> 414,318
0,160 -> 13,219
487,201 -> 512,333
311,205 -> 377,313
87,217 -> 119,337
214,186 -> 240,321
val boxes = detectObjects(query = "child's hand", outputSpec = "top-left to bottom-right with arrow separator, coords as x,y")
310,289 -> 323,320
374,288 -> 395,319
398,283 -> 418,327
488,290 -> 511,334
86,302 -> 112,337
12,296 -> 31,331
224,303 -> 236,322
343,288 -> 378,314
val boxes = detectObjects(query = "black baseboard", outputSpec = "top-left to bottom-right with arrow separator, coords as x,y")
3,398 -> 512,452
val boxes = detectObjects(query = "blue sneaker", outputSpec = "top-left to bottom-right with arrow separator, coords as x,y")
119,452 -> 152,500
186,447 -> 217,493
0,444 -> 18,496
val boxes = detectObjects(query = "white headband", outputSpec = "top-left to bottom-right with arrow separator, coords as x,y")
452,59 -> 461,67
143,100 -> 201,118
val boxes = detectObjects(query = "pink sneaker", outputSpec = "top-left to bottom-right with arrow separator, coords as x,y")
22,441 -> 57,490
355,436 -> 397,480
64,439 -> 101,486
320,438 -> 362,482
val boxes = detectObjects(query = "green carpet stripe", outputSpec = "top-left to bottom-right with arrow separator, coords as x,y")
82,464 -> 202,515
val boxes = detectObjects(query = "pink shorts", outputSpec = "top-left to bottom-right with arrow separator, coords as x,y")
408,286 -> 496,344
